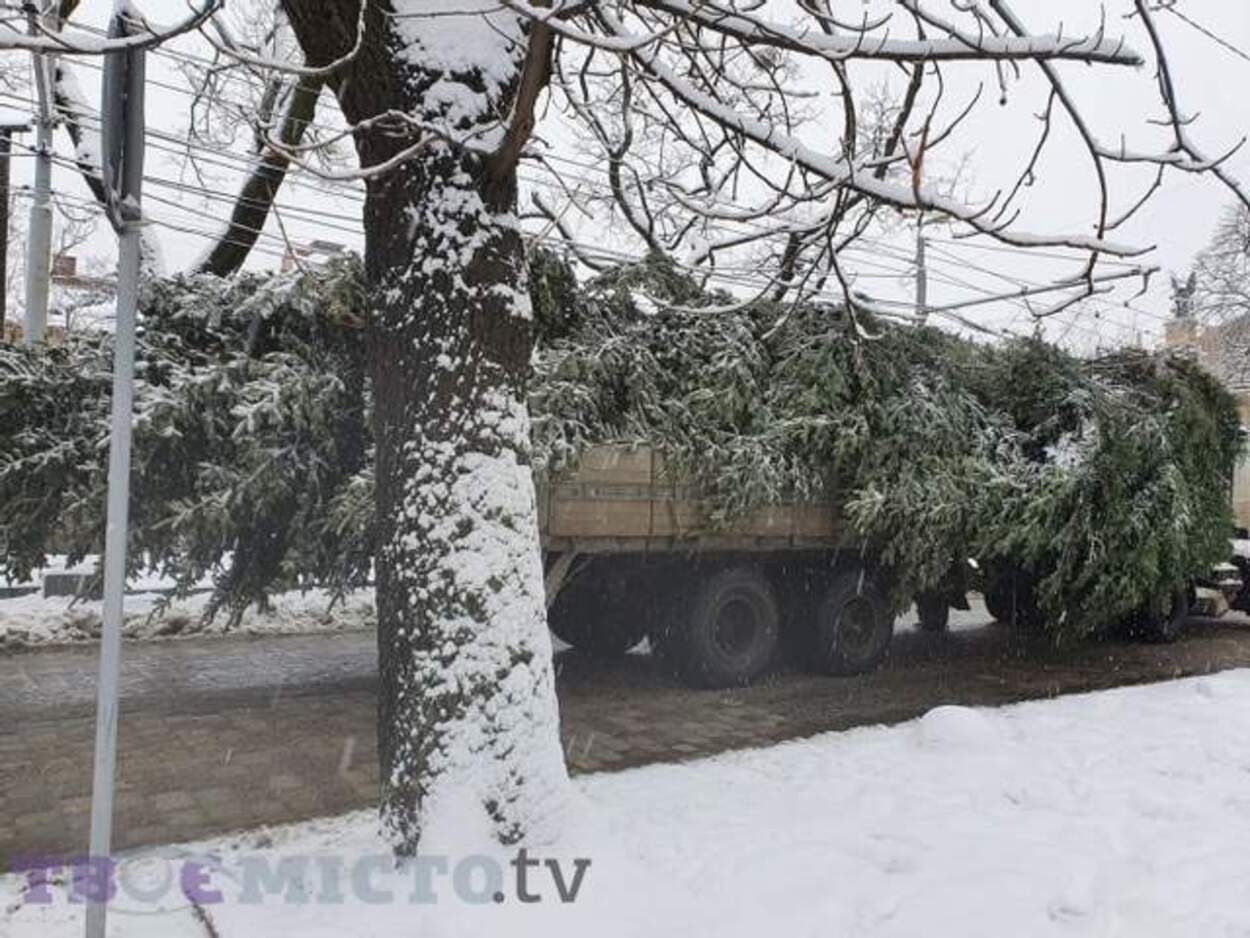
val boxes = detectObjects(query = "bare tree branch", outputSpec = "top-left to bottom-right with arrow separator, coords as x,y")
194,72 -> 324,276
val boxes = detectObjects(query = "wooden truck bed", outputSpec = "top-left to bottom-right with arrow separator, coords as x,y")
537,444 -> 839,554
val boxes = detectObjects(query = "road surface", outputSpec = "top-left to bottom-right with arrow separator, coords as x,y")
4,612 -> 1250,862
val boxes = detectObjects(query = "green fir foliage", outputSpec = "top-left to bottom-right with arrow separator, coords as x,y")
1,251 -> 1240,639
0,254 -> 372,623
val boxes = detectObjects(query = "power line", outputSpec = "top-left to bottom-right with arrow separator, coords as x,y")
1164,5 -> 1250,64
923,240 -> 1169,325
43,42 -> 1163,286
38,182 -> 1111,345
0,56 -> 1149,346
41,179 -> 1047,341
3,66 -> 1154,299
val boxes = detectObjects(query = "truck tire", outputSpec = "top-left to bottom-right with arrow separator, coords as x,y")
1130,585 -> 1191,644
809,570 -> 893,675
983,569 -> 1044,629
547,567 -> 649,656
666,566 -> 780,688
915,594 -> 950,633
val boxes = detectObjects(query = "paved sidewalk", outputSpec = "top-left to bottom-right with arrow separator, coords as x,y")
4,616 -> 1250,863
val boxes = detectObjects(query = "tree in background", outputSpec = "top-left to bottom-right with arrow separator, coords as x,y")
1168,204 -> 1250,387
1193,204 -> 1250,326
3,192 -> 106,330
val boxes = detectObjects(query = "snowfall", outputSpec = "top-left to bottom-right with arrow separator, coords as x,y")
6,671 -> 1250,937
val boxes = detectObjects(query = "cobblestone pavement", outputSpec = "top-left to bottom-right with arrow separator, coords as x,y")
5,613 -> 1250,864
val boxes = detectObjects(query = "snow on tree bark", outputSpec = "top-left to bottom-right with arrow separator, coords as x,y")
369,162 -> 568,852
280,0 -> 568,854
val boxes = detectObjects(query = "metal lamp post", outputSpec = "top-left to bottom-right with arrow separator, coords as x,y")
83,10 -> 146,938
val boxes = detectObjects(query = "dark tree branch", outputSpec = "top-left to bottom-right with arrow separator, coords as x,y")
195,72 -> 324,276
485,21 -> 555,201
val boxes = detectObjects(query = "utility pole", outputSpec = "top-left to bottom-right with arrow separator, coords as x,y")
23,2 -> 57,346
914,218 -> 928,324
84,9 -> 146,938
0,119 -> 30,327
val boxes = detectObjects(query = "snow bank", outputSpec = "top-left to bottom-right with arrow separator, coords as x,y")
0,578 -> 983,650
0,557 -> 375,649
8,671 -> 1250,937
896,596 -> 989,633
0,587 -> 374,650
914,703 -> 1003,749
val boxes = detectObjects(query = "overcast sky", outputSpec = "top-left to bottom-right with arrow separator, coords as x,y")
2,1 -> 1247,353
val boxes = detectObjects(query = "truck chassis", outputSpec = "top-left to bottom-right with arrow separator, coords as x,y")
538,446 -> 899,688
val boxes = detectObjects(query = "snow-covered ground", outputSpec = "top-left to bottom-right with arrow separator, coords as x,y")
0,595 -> 973,650
896,598 -> 988,632
0,559 -> 373,648
0,587 -> 375,649
7,671 -> 1250,937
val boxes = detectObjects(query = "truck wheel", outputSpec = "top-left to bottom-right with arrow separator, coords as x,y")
983,569 -> 1044,629
810,570 -> 893,675
915,594 -> 950,633
1131,585 -> 1191,644
548,567 -> 649,656
669,566 -> 780,688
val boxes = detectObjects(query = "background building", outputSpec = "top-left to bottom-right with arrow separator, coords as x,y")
1165,312 -> 1250,528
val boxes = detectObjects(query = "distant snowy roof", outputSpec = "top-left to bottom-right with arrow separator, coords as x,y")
0,107 -> 30,130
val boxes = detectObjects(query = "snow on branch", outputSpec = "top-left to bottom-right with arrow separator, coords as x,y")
201,1 -> 368,80
490,0 -> 1250,321
30,0 -> 1240,316
599,9 -> 1145,257
630,0 -> 1144,65
1126,0 -> 1250,212
0,0 -> 220,54
51,61 -> 104,202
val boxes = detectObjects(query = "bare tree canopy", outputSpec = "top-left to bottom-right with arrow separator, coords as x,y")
233,0 -> 1245,325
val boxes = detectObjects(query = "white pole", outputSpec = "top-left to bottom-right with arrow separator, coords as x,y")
84,23 -> 145,937
82,213 -> 139,938
23,5 -> 55,346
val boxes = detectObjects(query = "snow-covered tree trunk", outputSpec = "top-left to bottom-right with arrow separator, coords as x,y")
368,157 -> 567,853
282,1 -> 567,853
